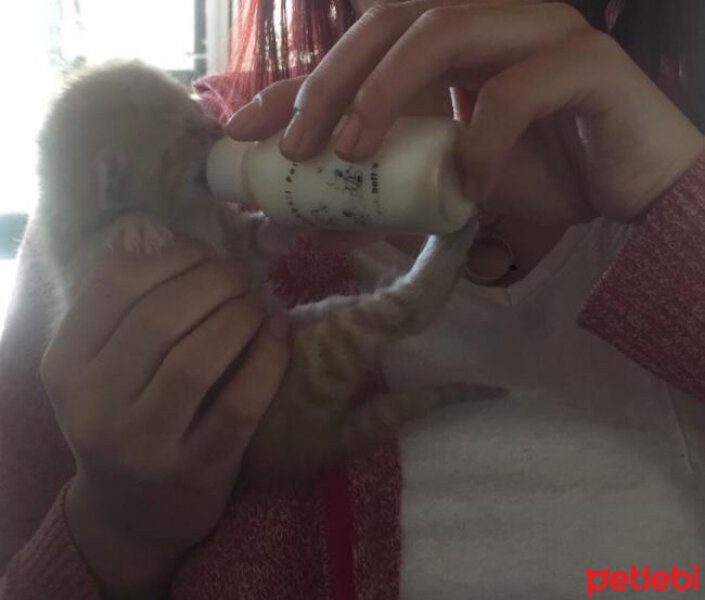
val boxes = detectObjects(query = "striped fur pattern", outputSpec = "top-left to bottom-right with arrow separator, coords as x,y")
35,61 -> 504,487
239,217 -> 509,485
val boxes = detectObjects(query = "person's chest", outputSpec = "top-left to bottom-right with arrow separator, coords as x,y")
369,221 -> 705,599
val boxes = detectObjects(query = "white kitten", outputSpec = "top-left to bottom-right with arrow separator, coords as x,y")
35,61 -> 503,486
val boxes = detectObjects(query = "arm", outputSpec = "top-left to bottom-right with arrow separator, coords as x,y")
578,151 -> 705,402
0,231 -> 102,598
0,484 -> 101,600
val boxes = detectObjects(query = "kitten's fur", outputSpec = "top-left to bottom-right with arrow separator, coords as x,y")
35,61 -> 499,486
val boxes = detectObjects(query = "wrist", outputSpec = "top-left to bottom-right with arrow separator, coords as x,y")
626,133 -> 705,224
65,476 -> 189,599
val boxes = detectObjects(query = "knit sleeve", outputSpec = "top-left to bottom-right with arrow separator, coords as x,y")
0,227 -> 103,599
0,482 -> 101,600
578,151 -> 705,401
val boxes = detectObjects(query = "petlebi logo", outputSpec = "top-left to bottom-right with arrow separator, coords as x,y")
586,565 -> 700,596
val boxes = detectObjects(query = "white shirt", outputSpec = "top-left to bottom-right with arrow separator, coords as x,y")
354,218 -> 705,599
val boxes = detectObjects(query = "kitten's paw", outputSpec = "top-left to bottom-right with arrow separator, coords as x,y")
218,204 -> 300,259
107,212 -> 174,255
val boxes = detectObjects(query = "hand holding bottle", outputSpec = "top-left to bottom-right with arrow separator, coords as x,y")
226,1 -> 704,227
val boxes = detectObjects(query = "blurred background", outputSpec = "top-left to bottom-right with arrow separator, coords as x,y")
0,0 -> 234,332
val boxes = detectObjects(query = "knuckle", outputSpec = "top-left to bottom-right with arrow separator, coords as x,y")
263,75 -> 306,99
219,296 -> 266,343
414,5 -> 486,42
414,6 -> 455,34
135,306 -> 175,344
298,72 -> 340,112
234,293 -> 266,327
354,76 -> 392,125
221,404 -> 263,432
162,352 -> 210,396
201,260 -> 249,298
545,2 -> 588,28
477,78 -> 515,113
363,2 -> 402,24
570,29 -> 619,56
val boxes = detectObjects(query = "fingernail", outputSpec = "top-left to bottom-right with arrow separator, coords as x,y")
332,113 -> 350,141
266,312 -> 289,340
333,112 -> 363,156
225,96 -> 262,137
280,111 -> 306,155
352,127 -> 384,160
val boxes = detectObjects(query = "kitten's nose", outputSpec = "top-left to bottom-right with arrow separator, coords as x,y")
206,117 -> 225,142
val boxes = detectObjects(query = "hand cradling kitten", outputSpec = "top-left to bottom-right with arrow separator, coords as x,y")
34,60 -> 503,486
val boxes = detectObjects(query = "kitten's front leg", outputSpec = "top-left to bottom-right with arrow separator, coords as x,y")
106,211 -> 174,255
219,204 -> 301,266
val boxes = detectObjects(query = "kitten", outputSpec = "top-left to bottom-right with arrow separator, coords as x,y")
35,61 -> 502,486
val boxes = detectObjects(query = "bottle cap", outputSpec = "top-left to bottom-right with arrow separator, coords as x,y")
206,137 -> 251,203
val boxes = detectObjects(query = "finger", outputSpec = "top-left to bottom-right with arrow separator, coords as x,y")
460,32 -> 616,210
335,2 -> 589,161
92,259 -> 252,398
188,313 -> 291,464
136,293 -> 265,439
277,0 -> 584,161
224,76 -> 307,141
49,240 -> 209,365
278,0 -> 450,160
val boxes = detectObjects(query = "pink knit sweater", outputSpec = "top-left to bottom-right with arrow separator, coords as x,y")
2,146 -> 705,598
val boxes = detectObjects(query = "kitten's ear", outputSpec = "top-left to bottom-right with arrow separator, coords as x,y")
97,150 -> 131,210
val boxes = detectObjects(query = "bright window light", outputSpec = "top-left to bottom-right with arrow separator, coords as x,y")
0,260 -> 19,339
63,0 -> 196,71
0,2 -> 54,215
0,0 -> 208,333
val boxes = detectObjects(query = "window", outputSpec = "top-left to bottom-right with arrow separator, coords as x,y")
0,0 -> 232,333
51,0 -> 208,84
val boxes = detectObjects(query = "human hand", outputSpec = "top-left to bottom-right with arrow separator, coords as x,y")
40,241 -> 290,598
226,0 -> 705,226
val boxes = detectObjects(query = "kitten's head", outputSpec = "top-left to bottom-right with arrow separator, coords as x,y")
38,60 -> 223,238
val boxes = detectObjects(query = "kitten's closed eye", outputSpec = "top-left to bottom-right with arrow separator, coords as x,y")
196,165 -> 209,186
98,151 -> 130,210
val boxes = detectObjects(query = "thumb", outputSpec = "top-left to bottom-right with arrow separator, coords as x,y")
457,38 -> 601,206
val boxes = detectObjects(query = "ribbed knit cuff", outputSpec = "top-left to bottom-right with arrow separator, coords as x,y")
1,481 -> 101,600
579,150 -> 705,401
